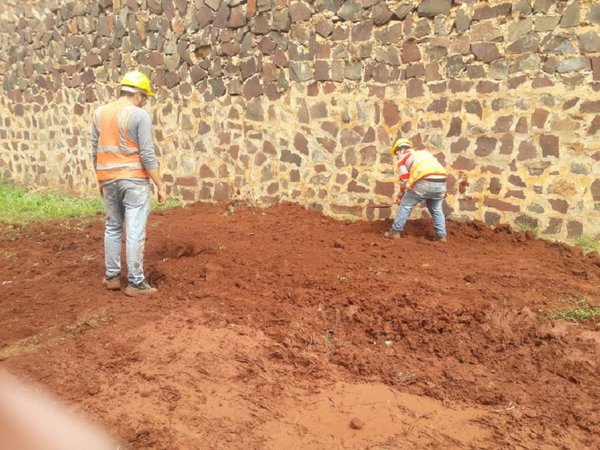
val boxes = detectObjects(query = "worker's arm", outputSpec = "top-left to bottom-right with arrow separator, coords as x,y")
90,110 -> 102,196
131,109 -> 168,204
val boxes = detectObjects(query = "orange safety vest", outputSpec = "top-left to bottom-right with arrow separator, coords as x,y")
405,150 -> 447,189
94,99 -> 149,182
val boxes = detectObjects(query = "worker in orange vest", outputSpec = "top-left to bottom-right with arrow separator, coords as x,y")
91,71 -> 167,296
385,138 -> 448,241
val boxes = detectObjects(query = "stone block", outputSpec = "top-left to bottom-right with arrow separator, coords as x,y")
352,20 -> 373,41
446,117 -> 462,137
406,63 -> 425,78
394,2 -> 413,20
517,140 -> 536,160
417,0 -> 451,18
469,21 -> 504,42
446,55 -> 465,78
382,101 -> 399,126
540,134 -> 559,157
581,101 -> 600,113
534,16 -> 560,32
314,60 -> 330,81
588,4 -> 600,24
531,108 -> 549,128
471,43 -> 501,63
542,35 -> 576,55
509,18 -> 533,41
477,80 -> 499,94
272,10 -> 291,31
313,18 -> 333,37
243,76 -> 263,99
549,199 -> 568,214
542,218 -> 563,235
560,1 -> 580,27
344,62 -> 362,81
506,32 -> 540,54
290,2 -> 312,22
374,23 -> 403,44
579,32 -> 600,53
406,79 -> 424,98
483,198 -> 520,213
556,57 -> 591,73
489,177 -> 502,194
589,115 -> 600,134
401,40 -> 421,63
338,0 -> 362,22
372,3 -> 393,26
473,3 -> 512,21
455,8 -> 471,34
374,181 -> 394,196
474,137 -> 497,156
452,155 -> 476,170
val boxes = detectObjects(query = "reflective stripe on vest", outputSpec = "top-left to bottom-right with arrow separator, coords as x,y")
95,100 -> 148,182
406,150 -> 447,189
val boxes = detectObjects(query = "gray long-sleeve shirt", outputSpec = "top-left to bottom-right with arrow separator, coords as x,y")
90,102 -> 159,175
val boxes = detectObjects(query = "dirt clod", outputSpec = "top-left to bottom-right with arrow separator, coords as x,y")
349,417 -> 365,430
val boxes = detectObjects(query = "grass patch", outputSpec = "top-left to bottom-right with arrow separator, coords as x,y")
516,223 -> 539,237
154,197 -> 183,210
550,307 -> 600,322
574,236 -> 600,254
0,179 -> 182,225
0,179 -> 103,224
548,295 -> 600,326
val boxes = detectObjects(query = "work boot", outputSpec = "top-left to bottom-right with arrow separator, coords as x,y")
102,275 -> 121,291
435,235 -> 447,242
124,280 -> 158,297
384,228 -> 402,240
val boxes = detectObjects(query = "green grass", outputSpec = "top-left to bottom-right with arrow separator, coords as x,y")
0,179 -> 182,225
574,236 -> 600,254
0,180 -> 104,224
517,223 -> 539,237
550,307 -> 600,322
547,295 -> 600,326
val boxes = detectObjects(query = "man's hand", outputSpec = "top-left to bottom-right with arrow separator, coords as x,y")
98,184 -> 104,197
396,187 -> 406,205
157,187 -> 168,205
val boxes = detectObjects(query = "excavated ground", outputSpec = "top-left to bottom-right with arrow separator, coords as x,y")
0,202 -> 599,449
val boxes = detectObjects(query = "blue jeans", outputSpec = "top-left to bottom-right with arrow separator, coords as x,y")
392,179 -> 447,238
102,180 -> 151,285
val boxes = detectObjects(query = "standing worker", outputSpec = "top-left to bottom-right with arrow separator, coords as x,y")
385,138 -> 448,241
91,71 -> 167,296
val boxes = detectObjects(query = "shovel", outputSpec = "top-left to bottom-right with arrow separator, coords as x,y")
366,204 -> 392,209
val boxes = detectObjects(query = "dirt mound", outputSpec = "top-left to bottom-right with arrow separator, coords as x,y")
1,202 -> 599,449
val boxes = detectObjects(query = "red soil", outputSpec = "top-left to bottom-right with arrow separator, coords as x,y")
1,203 -> 599,449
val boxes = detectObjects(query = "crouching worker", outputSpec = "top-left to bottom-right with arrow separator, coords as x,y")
91,71 -> 168,296
385,138 -> 447,242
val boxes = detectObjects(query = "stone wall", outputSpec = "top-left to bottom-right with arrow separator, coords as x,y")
1,0 -> 600,240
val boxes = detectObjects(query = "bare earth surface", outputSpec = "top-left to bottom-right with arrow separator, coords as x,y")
0,203 -> 599,449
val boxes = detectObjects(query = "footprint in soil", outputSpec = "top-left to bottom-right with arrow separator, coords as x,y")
146,268 -> 166,286
155,239 -> 216,260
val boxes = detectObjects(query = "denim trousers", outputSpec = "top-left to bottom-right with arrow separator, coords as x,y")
392,179 -> 447,238
102,179 -> 150,285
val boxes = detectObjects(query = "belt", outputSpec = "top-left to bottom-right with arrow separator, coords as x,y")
424,178 -> 446,183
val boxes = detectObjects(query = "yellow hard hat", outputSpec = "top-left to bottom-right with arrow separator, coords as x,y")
390,138 -> 413,155
120,71 -> 154,96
